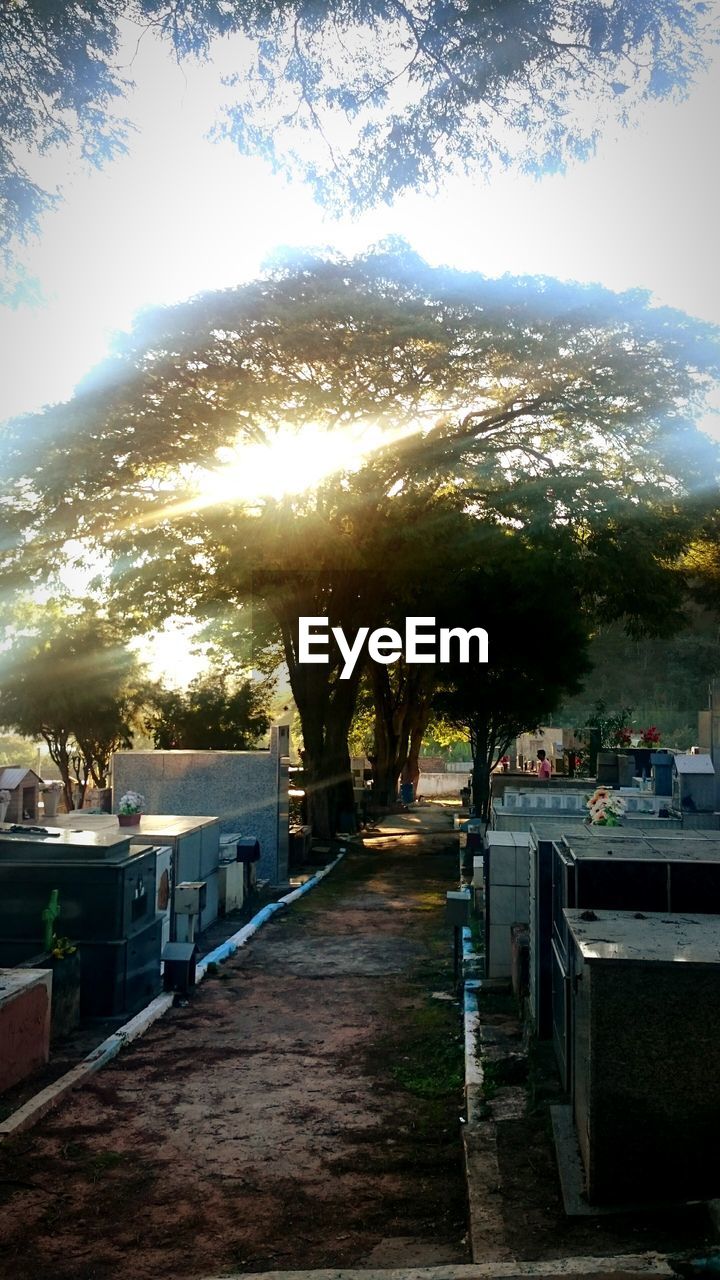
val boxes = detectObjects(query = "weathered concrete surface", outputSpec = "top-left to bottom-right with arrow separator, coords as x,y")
201,1254 -> 675,1280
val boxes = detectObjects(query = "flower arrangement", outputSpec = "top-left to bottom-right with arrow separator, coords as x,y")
639,726 -> 661,748
611,727 -> 633,748
586,786 -> 626,826
118,790 -> 145,815
51,935 -> 77,960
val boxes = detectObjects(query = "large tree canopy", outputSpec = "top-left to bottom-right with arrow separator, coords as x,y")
0,0 -> 715,249
220,0 -> 717,210
5,245 -> 718,560
2,246 -> 719,831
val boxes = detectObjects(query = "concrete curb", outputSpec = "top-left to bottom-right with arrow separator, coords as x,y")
0,853 -> 346,1142
460,929 -> 511,1262
463,979 -> 483,1122
461,945 -> 509,1262
461,927 -> 483,1125
200,1253 -> 674,1280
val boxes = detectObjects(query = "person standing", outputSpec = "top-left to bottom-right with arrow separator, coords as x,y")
536,749 -> 552,780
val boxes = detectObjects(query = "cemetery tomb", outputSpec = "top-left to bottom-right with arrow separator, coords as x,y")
550,830 -> 720,1091
155,843 -> 174,951
0,967 -> 52,1094
112,724 -> 290,885
492,786 -> 682,832
0,826 -> 164,1017
484,831 -> 532,979
125,816 -> 221,936
673,753 -> 716,814
565,909 -> 720,1205
528,824 -> 554,1041
527,823 -> 686,1043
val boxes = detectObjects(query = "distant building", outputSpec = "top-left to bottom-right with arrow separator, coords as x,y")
0,767 -> 42,822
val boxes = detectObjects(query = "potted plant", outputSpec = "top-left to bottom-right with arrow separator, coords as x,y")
117,790 -> 145,827
0,788 -> 10,823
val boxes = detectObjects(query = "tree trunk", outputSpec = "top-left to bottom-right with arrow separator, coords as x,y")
370,663 -> 435,806
404,699 -> 432,795
286,627 -> 361,840
470,717 -> 514,824
41,730 -> 74,815
302,736 -> 355,839
370,665 -> 404,805
272,574 -> 374,839
471,754 -> 493,824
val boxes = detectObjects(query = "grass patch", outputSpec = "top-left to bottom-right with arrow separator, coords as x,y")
386,999 -> 464,1099
390,1033 -> 463,1098
280,853 -> 374,915
58,1143 -> 154,1185
482,1060 -> 500,1101
85,1150 -> 126,1177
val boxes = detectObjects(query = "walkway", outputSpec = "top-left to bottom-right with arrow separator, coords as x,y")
0,807 -> 469,1280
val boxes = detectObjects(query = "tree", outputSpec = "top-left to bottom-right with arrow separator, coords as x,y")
145,668 -> 272,748
220,0 -> 716,211
1,1 -> 714,251
434,547 -> 592,820
0,604 -> 146,811
558,610 -> 720,746
3,246 -> 718,833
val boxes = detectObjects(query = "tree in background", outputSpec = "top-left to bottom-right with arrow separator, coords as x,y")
145,669 -> 272,749
3,246 -> 719,832
0,604 -> 146,811
433,547 -> 592,820
1,0 -> 713,254
558,611 -> 720,746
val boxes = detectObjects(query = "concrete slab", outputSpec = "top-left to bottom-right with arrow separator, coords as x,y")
203,1254 -> 674,1280
463,1122 -> 514,1264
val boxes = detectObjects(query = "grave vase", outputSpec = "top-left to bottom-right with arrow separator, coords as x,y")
42,789 -> 60,818
118,812 -> 142,827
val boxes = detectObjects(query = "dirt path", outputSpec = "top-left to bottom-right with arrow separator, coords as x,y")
0,810 -> 470,1280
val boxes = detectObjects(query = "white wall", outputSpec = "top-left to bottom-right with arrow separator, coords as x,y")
415,772 -> 465,797
112,726 -> 290,884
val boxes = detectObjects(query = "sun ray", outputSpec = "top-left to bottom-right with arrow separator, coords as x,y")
123,418 -> 427,530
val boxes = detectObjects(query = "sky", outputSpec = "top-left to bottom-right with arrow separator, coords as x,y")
1,22 -> 719,427
2,19 -> 719,687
